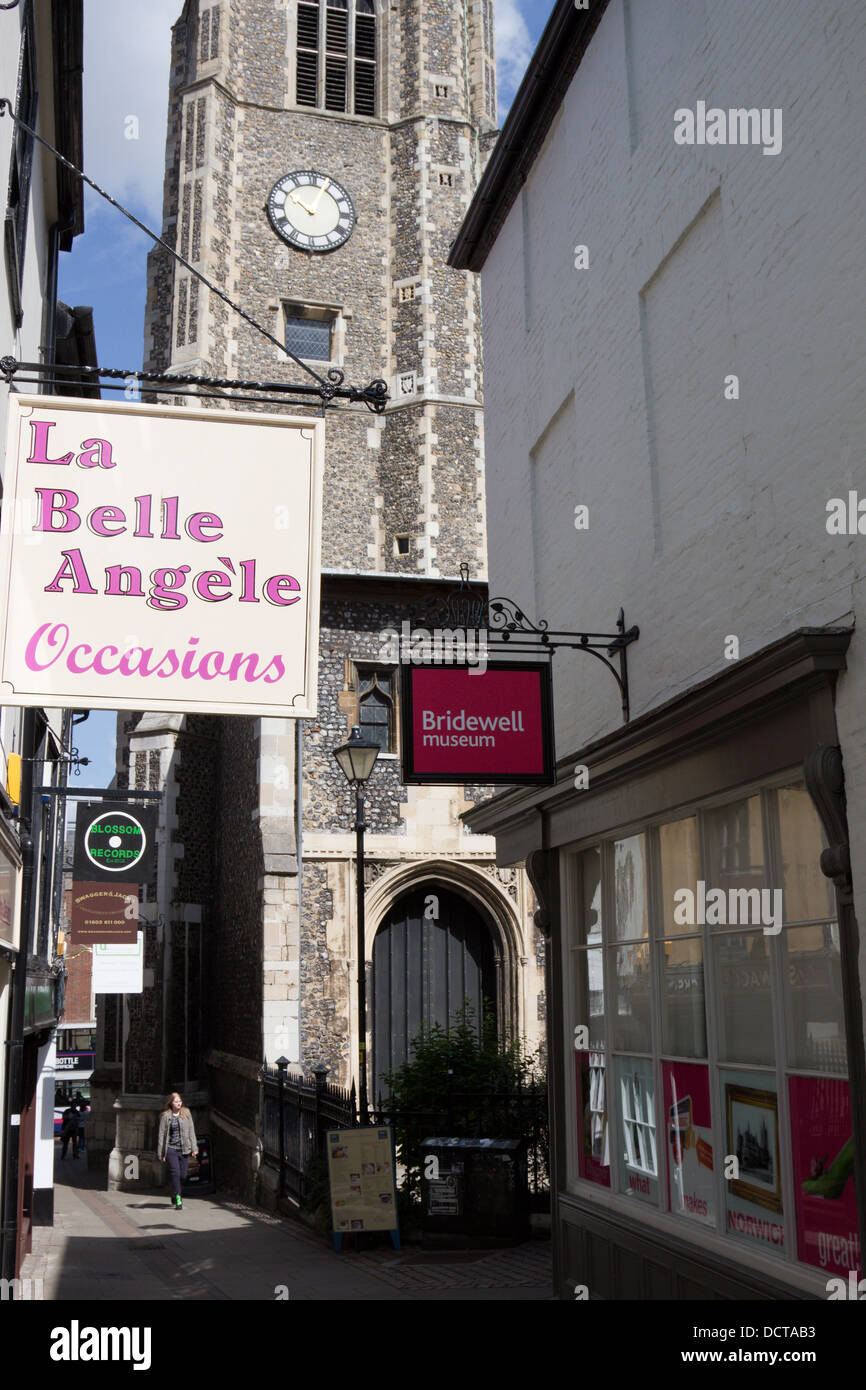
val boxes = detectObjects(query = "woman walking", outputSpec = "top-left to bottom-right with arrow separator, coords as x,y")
157,1092 -> 198,1209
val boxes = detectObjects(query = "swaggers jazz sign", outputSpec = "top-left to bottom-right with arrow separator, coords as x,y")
0,397 -> 324,717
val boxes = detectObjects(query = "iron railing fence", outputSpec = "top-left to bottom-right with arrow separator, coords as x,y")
262,1064 -> 550,1208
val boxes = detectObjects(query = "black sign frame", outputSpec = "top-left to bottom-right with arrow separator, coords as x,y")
399,660 -> 556,787
73,802 -> 157,882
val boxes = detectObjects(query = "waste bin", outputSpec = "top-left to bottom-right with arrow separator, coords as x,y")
420,1137 -> 529,1246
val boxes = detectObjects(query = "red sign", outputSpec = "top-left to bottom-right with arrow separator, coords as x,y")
789,1075 -> 860,1279
400,663 -> 554,784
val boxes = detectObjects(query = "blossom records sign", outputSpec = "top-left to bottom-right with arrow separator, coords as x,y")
0,396 -> 324,717
73,803 -> 156,882
400,661 -> 555,785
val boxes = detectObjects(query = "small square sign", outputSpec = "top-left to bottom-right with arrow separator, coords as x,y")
400,661 -> 555,785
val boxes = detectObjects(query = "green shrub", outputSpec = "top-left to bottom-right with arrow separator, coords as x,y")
381,1000 -> 546,1187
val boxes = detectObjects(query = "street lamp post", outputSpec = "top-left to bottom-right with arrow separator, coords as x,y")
332,726 -> 380,1124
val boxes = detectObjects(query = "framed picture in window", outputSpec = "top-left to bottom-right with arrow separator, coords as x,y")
725,1082 -> 782,1214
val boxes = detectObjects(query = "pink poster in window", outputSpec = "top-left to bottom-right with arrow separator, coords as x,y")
575,1051 -> 610,1186
788,1075 -> 860,1279
663,1060 -> 715,1225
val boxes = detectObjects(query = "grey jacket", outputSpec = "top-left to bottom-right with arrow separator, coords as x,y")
157,1108 -> 198,1158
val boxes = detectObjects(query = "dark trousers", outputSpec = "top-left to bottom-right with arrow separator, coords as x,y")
165,1147 -> 189,1197
61,1130 -> 78,1159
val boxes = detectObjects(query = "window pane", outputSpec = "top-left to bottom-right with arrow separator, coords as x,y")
789,1075 -> 856,1274
712,932 -> 775,1066
359,690 -> 390,750
659,817 -> 698,935
285,316 -> 330,360
574,847 -> 602,946
575,1048 -> 610,1186
784,924 -> 847,1073
704,795 -> 765,893
659,937 -> 707,1058
613,833 -> 648,940
777,784 -> 835,923
615,1056 -> 658,1204
722,1068 -> 784,1255
573,947 -> 604,1051
663,1060 -> 715,1226
610,942 -> 652,1052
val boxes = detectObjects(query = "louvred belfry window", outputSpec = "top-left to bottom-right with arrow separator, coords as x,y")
295,0 -> 377,116
354,0 -> 376,116
296,1 -> 319,106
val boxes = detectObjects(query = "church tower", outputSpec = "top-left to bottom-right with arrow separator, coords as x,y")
144,0 -> 496,579
104,1 -> 543,1203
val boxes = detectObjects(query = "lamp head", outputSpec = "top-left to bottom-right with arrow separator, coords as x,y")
333,725 -> 379,785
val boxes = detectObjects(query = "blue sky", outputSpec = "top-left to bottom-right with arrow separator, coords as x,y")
61,0 -> 555,785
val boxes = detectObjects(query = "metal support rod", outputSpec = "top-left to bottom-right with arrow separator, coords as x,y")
35,787 -> 163,799
1,358 -> 389,415
355,787 -> 368,1124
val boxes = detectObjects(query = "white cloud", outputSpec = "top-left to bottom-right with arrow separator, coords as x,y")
82,0 -> 180,221
495,0 -> 535,117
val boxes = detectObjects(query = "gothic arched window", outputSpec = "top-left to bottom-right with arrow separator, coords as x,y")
357,670 -> 394,752
296,0 -> 377,117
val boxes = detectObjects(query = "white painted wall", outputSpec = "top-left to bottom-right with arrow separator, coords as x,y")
478,0 -> 866,1008
0,0 -> 63,780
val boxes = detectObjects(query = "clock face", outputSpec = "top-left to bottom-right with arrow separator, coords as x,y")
267,171 -> 356,252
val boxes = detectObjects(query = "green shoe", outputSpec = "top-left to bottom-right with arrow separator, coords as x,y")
802,1136 -> 854,1200
176,1196 -> 183,1210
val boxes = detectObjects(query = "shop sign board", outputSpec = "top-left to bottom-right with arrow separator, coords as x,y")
73,802 -> 155,882
91,933 -> 144,994
0,396 -> 323,718
70,881 -> 139,945
400,661 -> 555,785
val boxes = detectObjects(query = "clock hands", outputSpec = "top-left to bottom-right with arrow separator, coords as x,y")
308,178 -> 332,214
288,180 -> 332,219
288,190 -> 316,216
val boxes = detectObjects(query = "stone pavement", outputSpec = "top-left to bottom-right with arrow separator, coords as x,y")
19,1149 -> 552,1301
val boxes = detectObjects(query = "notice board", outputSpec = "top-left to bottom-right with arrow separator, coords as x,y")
326,1125 -> 400,1249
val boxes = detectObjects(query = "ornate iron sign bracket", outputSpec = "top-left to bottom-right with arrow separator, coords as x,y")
0,356 -> 389,415
416,564 -> 640,722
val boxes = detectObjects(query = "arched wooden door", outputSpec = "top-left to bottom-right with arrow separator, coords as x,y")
371,885 -> 498,1097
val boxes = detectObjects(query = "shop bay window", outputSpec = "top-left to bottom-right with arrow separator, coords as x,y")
566,779 -> 856,1278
